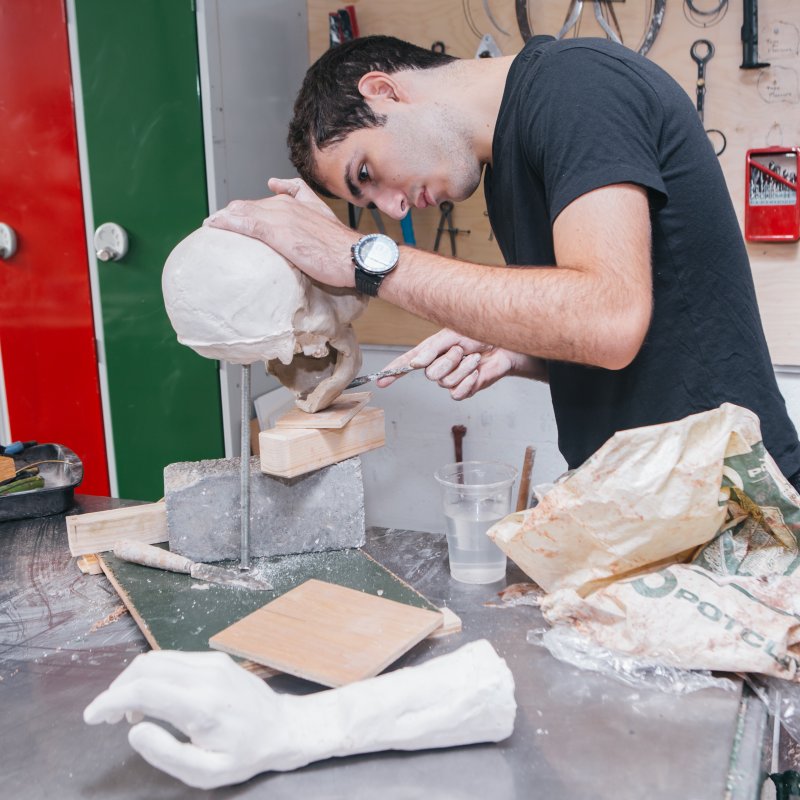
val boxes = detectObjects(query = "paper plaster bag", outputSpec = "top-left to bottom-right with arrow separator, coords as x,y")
489,403 -> 765,596
541,566 -> 800,680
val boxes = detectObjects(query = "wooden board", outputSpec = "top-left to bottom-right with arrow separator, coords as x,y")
260,406 -> 385,478
275,391 -> 371,429
0,456 -> 15,483
66,501 -> 167,556
96,545 -> 444,677
210,578 -> 443,687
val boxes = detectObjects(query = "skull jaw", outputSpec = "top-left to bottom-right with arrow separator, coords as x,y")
268,324 -> 362,413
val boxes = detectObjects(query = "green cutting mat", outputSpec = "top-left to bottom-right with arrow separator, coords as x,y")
99,546 -> 438,660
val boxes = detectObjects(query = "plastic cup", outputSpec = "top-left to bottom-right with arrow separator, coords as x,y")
434,461 -> 518,584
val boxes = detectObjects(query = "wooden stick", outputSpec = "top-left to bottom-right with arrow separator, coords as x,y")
515,446 -> 536,512
67,502 -> 167,556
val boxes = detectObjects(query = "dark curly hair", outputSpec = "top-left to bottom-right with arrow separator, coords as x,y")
288,36 -> 456,197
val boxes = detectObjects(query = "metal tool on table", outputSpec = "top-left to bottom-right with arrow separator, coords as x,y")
346,364 -> 419,389
690,39 -> 727,157
113,539 -> 272,591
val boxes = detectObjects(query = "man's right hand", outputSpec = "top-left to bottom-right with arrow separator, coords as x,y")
377,329 -> 547,400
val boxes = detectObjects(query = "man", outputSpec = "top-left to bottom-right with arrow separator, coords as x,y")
207,35 -> 800,487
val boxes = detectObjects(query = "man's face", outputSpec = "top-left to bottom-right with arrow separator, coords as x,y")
312,102 -> 483,220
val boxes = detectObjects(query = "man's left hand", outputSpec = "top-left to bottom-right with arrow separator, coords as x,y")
205,177 -> 358,289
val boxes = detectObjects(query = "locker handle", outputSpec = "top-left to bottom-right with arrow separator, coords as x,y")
0,223 -> 17,260
94,222 -> 129,262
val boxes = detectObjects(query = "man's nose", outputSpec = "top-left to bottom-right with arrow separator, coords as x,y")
373,190 -> 408,221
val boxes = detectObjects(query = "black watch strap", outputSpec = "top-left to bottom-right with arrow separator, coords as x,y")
354,268 -> 385,297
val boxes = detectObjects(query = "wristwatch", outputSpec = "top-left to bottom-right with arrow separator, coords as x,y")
351,233 -> 400,297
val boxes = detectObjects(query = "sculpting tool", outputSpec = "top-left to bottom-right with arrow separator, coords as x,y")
113,540 -> 272,591
346,364 -> 418,389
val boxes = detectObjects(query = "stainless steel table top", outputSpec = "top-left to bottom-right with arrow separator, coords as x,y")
0,496 -> 767,799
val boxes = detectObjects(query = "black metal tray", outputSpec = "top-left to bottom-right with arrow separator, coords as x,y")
0,443 -> 84,522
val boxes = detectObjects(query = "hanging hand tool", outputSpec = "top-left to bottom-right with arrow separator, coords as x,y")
690,40 -> 727,156
434,202 -> 469,257
349,202 -> 386,235
113,540 -> 272,591
740,0 -> 769,70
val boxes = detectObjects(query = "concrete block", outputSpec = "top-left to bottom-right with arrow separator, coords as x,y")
165,456 -> 365,562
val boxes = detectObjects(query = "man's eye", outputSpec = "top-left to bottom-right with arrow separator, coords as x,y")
358,164 -> 370,182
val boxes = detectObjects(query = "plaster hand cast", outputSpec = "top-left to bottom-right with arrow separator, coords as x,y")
84,640 -> 516,790
162,227 -> 367,412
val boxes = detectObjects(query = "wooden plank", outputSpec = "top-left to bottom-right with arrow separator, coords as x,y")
275,391 -> 371,429
209,578 -> 443,687
259,406 -> 385,478
0,456 -> 16,483
76,553 -> 103,575
95,546 -> 444,678
66,502 -> 167,556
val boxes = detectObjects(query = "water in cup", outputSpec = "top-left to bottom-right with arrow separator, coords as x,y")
435,461 -> 518,585
444,498 -> 508,583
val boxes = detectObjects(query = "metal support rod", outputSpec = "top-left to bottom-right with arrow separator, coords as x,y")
240,363 -> 251,571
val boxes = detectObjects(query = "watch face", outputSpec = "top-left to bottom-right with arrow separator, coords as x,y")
357,235 -> 399,274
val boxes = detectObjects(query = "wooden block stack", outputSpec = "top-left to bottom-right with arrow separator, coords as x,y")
259,392 -> 385,478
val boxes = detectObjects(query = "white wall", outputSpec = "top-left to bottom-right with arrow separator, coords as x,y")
353,349 -> 800,535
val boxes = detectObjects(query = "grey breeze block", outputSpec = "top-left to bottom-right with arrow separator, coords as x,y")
165,455 -> 365,562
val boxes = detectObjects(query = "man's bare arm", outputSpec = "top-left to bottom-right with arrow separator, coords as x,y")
206,182 -> 652,371
380,184 -> 652,370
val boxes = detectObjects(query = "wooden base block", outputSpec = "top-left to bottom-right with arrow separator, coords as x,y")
259,406 -> 385,478
275,391 -> 371,430
67,502 -> 168,556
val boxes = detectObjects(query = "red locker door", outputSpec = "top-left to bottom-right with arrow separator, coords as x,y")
0,0 -> 109,495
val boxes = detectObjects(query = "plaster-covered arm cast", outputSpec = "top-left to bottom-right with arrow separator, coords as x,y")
84,640 -> 516,790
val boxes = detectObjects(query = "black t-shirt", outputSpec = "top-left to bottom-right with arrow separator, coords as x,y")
485,36 -> 800,478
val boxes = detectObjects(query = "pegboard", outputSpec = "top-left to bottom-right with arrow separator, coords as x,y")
307,1 -> 800,362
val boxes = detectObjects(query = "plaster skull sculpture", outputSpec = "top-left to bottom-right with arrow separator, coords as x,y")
162,227 -> 367,413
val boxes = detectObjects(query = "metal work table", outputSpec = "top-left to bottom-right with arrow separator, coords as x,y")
1,496 -> 768,799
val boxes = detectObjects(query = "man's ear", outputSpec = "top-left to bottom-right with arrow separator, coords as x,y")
357,71 -> 408,104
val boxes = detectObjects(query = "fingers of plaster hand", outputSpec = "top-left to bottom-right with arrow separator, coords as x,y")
83,679 -> 210,735
128,722 -> 234,790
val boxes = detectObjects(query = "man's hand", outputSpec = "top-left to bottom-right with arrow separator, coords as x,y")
204,177 -> 358,289
377,328 -> 547,400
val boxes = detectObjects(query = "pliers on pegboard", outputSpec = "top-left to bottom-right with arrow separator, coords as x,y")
433,201 -> 469,257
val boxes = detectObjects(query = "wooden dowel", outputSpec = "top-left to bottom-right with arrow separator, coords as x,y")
516,446 -> 536,512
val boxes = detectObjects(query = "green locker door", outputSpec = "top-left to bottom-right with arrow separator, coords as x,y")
74,0 -> 224,500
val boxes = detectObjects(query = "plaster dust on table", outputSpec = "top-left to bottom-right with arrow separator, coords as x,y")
162,227 -> 367,412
